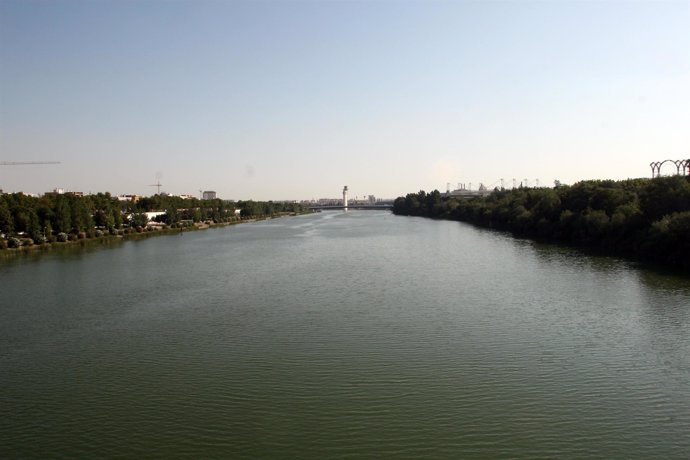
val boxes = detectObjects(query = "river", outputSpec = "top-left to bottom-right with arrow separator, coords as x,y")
1,211 -> 689,458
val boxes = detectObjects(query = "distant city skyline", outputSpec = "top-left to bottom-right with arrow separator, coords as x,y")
1,1 -> 689,200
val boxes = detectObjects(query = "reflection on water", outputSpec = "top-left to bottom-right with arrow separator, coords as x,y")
1,211 -> 689,459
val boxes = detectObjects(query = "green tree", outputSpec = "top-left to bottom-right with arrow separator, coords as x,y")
27,209 -> 42,241
70,197 -> 93,232
112,208 -> 123,229
532,189 -> 561,221
131,212 -> 148,228
164,207 -> 179,225
639,176 -> 690,222
54,198 -> 72,233
0,200 -> 13,234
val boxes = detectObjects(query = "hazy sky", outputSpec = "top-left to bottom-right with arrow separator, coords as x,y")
1,0 -> 689,200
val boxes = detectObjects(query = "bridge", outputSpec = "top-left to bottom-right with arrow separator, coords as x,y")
309,204 -> 393,211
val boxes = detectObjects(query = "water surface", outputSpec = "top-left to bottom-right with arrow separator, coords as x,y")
1,211 -> 689,458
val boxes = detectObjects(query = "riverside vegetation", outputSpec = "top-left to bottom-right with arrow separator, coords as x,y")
0,192 -> 305,252
393,176 -> 690,271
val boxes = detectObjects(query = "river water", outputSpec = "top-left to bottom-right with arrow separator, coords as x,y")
1,211 -> 689,458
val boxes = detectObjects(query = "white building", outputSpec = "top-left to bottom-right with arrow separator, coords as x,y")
117,194 -> 142,202
145,211 -> 167,222
202,190 -> 217,200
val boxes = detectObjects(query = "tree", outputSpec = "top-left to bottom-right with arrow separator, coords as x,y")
532,189 -> 561,222
112,208 -> 123,229
639,176 -> 690,222
54,198 -> 72,233
131,212 -> 148,228
0,200 -> 13,234
164,207 -> 179,225
70,197 -> 93,232
27,209 -> 42,242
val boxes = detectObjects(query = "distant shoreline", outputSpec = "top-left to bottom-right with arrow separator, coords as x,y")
392,176 -> 690,273
0,213 -> 305,260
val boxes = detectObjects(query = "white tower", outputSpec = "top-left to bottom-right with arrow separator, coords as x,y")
343,185 -> 348,209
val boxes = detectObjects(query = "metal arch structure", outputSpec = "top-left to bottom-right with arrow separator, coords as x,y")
650,159 -> 690,178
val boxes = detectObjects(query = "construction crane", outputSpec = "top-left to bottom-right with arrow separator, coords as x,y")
149,181 -> 163,194
0,161 -> 61,165
1,161 -> 61,192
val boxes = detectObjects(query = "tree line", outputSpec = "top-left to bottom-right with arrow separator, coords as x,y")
393,176 -> 690,271
0,192 -> 305,248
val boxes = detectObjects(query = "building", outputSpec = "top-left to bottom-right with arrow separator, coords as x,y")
117,194 -> 142,202
45,188 -> 83,197
145,211 -> 166,222
202,190 -> 217,200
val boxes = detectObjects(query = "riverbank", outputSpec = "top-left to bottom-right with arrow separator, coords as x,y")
393,176 -> 690,273
0,192 -> 309,257
0,212 -> 307,260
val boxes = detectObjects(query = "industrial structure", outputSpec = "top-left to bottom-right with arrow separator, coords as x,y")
650,159 -> 690,178
307,186 -> 393,211
443,182 -> 492,199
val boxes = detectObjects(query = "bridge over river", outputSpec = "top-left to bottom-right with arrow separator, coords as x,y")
309,204 -> 393,211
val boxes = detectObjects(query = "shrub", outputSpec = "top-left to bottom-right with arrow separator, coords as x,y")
7,237 -> 22,248
56,232 -> 69,242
